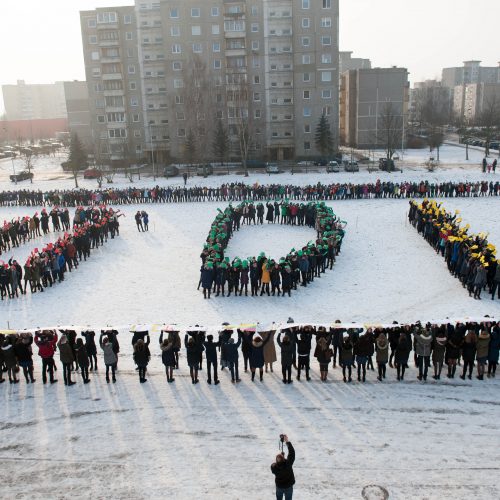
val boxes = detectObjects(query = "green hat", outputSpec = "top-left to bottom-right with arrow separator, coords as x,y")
242,260 -> 249,269
206,262 -> 214,269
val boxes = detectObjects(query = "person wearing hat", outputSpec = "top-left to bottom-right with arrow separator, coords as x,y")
184,332 -> 204,384
215,261 -> 228,297
270,261 -> 281,296
133,338 -> 151,383
260,258 -> 271,296
99,331 -> 118,383
159,332 -> 177,383
227,261 -> 241,297
239,260 -> 249,296
201,262 -> 215,299
375,333 -> 389,381
250,259 -> 260,296
271,435 -> 295,500
314,336 -> 333,382
277,332 -> 295,384
58,335 -> 76,386
476,328 -> 491,380
296,328 -> 312,381
134,210 -> 144,232
249,333 -> 271,381
203,333 -> 221,385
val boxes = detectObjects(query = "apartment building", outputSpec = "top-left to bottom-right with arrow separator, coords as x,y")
80,0 -> 339,164
339,51 -> 371,75
340,67 -> 409,149
2,80 -> 67,121
458,83 -> 500,123
80,6 -> 146,164
442,61 -> 499,89
409,80 -> 452,124
63,81 -> 92,150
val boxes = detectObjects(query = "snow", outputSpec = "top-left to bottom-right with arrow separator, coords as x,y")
1,163 -> 500,498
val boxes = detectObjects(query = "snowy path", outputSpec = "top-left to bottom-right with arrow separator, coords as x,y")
1,355 -> 499,499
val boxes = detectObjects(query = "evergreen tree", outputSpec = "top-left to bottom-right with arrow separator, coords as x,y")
68,133 -> 87,188
212,119 -> 230,166
314,114 -> 334,158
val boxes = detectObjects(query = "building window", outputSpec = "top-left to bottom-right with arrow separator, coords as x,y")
323,0 -> 332,8
127,47 -> 134,57
251,23 -> 259,32
134,130 -> 141,138
322,106 -> 332,116
304,141 -> 311,150
321,71 -> 332,82
321,17 -> 332,28
132,114 -> 140,122
92,67 -> 101,77
94,83 -> 103,92
252,56 -> 260,68
192,26 -> 201,36
212,24 -> 220,35
97,12 -> 117,24
253,92 -> 260,101
302,0 -> 310,9
108,129 -> 127,138
89,35 -> 97,44
173,79 -> 184,88
97,115 -> 105,123
301,37 -> 310,48
214,59 -> 221,69
254,75 -> 260,84
303,90 -> 310,99
129,82 -> 136,90
130,97 -> 138,106
124,14 -> 132,24
322,89 -> 332,99
95,99 -> 104,108
302,18 -> 310,28
304,124 -> 311,133
170,8 -> 179,18
91,51 -> 100,61
303,107 -> 311,117
302,54 -> 311,64
321,36 -> 331,45
251,40 -> 259,50
172,44 -> 182,54
176,111 -> 185,120
321,53 -> 332,64
178,128 -> 186,137
128,65 -> 135,74
171,26 -> 180,36
224,20 -> 245,32
175,95 -> 184,104
213,42 -> 220,52
172,61 -> 182,70
303,73 -> 310,82
254,109 -> 261,118
191,7 -> 200,17
211,6 -> 219,16
192,43 -> 202,53
87,19 -> 96,28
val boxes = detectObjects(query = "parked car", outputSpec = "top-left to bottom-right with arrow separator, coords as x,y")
343,160 -> 359,172
313,159 -> 328,166
326,161 -> 340,173
196,164 -> 214,176
10,170 -> 34,182
164,165 -> 179,177
265,163 -> 281,174
83,167 -> 103,179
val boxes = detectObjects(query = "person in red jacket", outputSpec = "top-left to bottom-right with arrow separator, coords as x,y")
34,330 -> 58,384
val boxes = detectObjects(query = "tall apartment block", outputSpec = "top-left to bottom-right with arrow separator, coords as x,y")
340,67 -> 409,149
80,0 -> 339,164
80,7 -> 145,164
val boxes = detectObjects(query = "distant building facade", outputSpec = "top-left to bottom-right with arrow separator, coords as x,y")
2,80 -> 67,121
340,67 -> 409,149
409,80 -> 452,124
63,81 -> 92,150
339,51 -> 371,74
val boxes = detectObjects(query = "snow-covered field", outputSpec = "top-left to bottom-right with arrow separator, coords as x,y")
1,166 -> 500,499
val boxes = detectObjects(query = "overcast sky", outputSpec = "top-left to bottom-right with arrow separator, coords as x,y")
1,0 -> 498,111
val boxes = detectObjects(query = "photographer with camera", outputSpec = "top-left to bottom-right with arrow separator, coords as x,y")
271,434 -> 295,500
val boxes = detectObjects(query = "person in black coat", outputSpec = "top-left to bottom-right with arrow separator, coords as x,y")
277,332 -> 294,384
249,334 -> 271,382
75,338 -> 90,384
201,263 -> 215,299
14,333 -> 35,384
159,332 -> 177,382
224,332 -> 242,383
81,331 -> 97,371
271,436 -> 295,500
185,333 -> 204,384
203,334 -> 221,385
133,339 -> 151,383
296,330 -> 312,381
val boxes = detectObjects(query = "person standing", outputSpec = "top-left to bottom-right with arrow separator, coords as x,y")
35,331 -> 58,384
135,211 -> 144,232
58,335 -> 76,386
271,435 -> 295,500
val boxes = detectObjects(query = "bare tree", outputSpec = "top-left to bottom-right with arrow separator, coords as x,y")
454,112 -> 474,161
377,102 -> 403,160
418,95 -> 448,161
20,149 -> 35,183
476,96 -> 500,157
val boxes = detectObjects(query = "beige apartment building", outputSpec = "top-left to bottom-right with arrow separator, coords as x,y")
81,0 -> 339,164
340,67 -> 409,149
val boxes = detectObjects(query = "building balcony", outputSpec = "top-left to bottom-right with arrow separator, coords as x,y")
103,89 -> 125,97
224,31 -> 247,39
97,23 -> 119,30
100,56 -> 122,64
225,48 -> 246,57
104,106 -> 126,113
102,73 -> 123,80
98,40 -> 120,47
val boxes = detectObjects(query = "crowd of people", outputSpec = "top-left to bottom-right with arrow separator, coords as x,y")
1,178 -> 500,207
0,206 -> 122,300
198,201 -> 346,298
409,200 -> 499,300
1,319 -> 499,386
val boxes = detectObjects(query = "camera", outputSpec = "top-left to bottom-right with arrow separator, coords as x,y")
279,434 -> 285,443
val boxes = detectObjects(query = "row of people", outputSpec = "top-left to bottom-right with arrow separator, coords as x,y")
0,206 -> 120,300
1,320 -> 498,385
2,179 -> 500,207
409,200 -> 499,300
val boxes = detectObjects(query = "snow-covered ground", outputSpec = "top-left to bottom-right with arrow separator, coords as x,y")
1,168 -> 500,499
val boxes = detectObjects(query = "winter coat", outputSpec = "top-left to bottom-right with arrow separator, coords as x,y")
314,341 -> 333,364
488,327 -> 500,362
340,339 -> 354,366
395,336 -> 411,365
271,442 -> 295,489
354,334 -> 372,357
446,333 -> 463,360
14,339 -> 33,365
82,331 -> 97,355
201,268 -> 215,289
224,335 -> 242,364
203,338 -> 220,363
432,335 -> 447,364
461,337 -> 477,362
1,344 -> 17,369
414,330 -> 433,357
100,340 -> 118,365
249,335 -> 270,369
375,337 -> 389,363
76,346 -> 90,367
296,334 -> 312,357
161,343 -> 176,367
262,331 -> 277,364
133,345 -> 151,367
185,334 -> 204,367
240,269 -> 249,286
261,264 -> 271,284
476,333 -> 490,359
35,333 -> 58,358
58,341 -> 74,364
473,267 -> 487,287
277,334 -> 294,367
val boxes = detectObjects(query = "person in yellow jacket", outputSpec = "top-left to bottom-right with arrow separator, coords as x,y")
260,258 -> 271,296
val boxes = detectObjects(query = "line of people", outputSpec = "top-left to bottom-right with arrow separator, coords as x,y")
409,199 -> 499,300
199,201 -> 345,298
0,206 -> 121,300
2,179 -> 500,207
2,319 -> 498,386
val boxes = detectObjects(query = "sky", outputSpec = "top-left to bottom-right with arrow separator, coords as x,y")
0,0 -> 499,112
